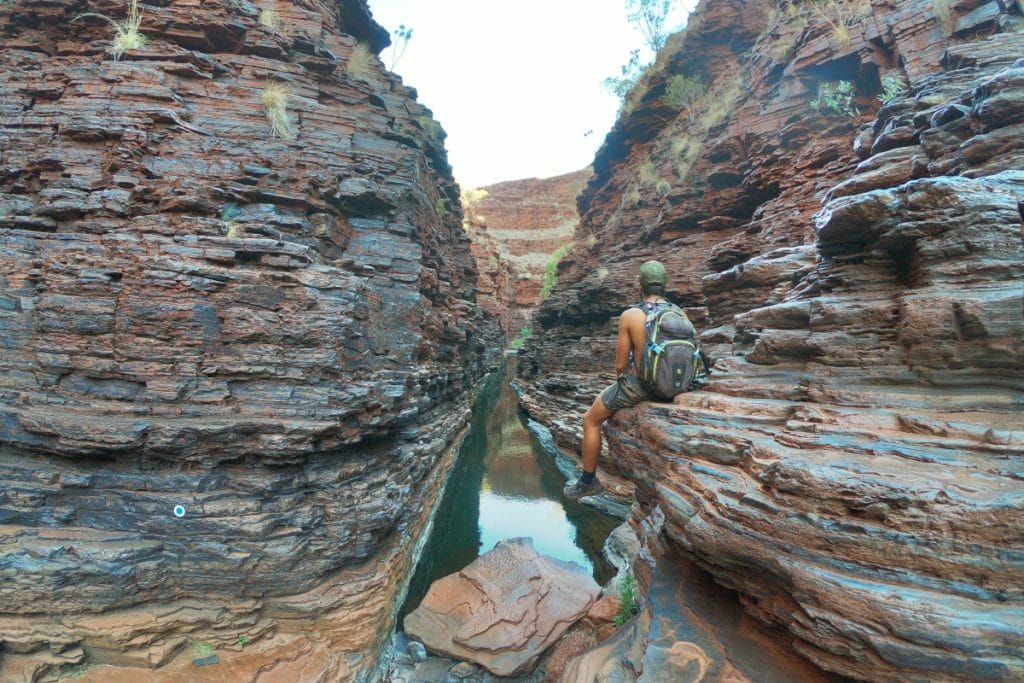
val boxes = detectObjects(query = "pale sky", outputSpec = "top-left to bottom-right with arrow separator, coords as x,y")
367,0 -> 696,188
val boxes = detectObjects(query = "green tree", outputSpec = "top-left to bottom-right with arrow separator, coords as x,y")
389,24 -> 413,70
628,0 -> 674,51
602,48 -> 643,98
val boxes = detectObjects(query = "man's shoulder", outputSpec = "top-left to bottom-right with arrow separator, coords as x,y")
621,306 -> 646,320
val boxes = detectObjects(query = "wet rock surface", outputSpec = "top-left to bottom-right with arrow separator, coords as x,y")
0,0 -> 498,679
518,1 -> 1024,680
403,538 -> 600,677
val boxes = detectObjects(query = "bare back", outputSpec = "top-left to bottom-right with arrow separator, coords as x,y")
616,306 -> 650,377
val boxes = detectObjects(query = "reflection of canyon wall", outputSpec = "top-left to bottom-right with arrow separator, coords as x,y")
465,169 -> 591,337
0,0 -> 498,679
519,0 -> 1023,680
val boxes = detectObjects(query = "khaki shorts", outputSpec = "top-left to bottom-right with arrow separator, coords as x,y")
600,373 -> 654,412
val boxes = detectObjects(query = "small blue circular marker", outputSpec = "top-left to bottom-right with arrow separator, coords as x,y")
173,505 -> 186,518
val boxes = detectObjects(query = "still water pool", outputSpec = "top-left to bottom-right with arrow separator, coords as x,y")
400,359 -> 618,620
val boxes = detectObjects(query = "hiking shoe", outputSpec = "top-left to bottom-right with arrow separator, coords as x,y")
563,476 -> 603,500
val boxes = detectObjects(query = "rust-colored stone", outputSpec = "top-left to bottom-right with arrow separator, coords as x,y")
518,0 -> 1024,680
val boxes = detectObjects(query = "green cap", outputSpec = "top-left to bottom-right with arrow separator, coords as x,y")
638,260 -> 667,286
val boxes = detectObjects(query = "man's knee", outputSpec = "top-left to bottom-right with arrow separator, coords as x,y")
584,397 -> 613,426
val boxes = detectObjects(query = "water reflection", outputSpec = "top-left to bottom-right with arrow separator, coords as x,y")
401,358 -> 618,620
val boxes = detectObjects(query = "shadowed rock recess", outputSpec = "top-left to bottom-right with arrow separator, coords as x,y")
518,0 -> 1023,680
0,0 -> 498,679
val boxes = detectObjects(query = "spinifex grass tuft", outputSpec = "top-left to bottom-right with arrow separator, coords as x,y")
347,43 -> 373,81
258,7 -> 280,31
262,82 -> 296,140
75,0 -> 147,61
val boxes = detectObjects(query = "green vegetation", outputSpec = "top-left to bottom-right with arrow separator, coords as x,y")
603,0 -> 680,100
221,204 -> 245,238
75,0 -> 147,61
347,43 -> 374,81
540,243 -> 572,300
655,178 -> 672,196
189,638 -> 215,657
878,73 -> 907,105
510,326 -> 532,350
388,24 -> 413,70
629,0 -> 674,51
56,662 -> 93,680
417,116 -> 445,146
434,197 -> 445,216
614,574 -> 638,626
262,82 -> 296,140
810,80 -> 857,117
596,266 -> 610,282
238,635 -> 251,647
663,73 -> 706,111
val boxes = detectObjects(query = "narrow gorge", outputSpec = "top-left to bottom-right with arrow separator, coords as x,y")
0,0 -> 1022,681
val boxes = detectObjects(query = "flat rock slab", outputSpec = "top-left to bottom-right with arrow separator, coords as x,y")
404,537 -> 600,677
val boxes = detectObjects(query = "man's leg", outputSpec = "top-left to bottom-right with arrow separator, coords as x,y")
564,393 -> 614,499
581,394 -> 614,474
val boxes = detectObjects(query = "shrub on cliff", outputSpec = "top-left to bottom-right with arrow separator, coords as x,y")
810,80 -> 858,117
663,74 -> 706,112
540,243 -> 572,300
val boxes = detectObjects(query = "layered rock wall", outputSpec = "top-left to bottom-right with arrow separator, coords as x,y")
519,0 -> 1023,680
0,0 -> 496,679
464,169 -> 590,337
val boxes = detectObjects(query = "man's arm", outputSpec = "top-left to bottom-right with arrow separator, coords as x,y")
615,309 -> 642,376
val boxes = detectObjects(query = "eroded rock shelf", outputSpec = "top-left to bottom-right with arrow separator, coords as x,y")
517,0 -> 1024,680
0,0 -> 498,679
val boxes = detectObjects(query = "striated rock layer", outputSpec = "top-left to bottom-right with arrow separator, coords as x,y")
518,0 -> 1024,680
464,169 -> 590,338
0,0 -> 498,679
404,537 -> 600,677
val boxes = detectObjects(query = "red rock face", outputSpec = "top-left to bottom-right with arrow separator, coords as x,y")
518,0 -> 1024,680
464,169 -> 590,337
0,0 -> 497,679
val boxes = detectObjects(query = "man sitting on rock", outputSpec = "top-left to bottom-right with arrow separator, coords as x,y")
564,260 -> 680,500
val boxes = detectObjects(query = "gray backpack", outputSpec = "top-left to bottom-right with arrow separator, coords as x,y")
636,301 -> 706,400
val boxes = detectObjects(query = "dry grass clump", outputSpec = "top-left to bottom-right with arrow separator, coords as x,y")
698,74 -> 744,130
347,43 -> 374,81
75,0 -> 147,61
672,135 -> 702,180
258,7 -> 281,31
931,0 -> 956,33
623,187 -> 642,208
596,266 -> 610,282
638,162 -> 659,187
809,0 -> 870,51
262,82 -> 296,140
655,178 -> 672,196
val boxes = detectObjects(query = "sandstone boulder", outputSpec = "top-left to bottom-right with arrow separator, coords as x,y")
403,537 -> 600,676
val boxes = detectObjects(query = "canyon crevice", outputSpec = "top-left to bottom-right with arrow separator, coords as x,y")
0,0 -> 498,679
517,0 -> 1023,680
464,169 -> 589,339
